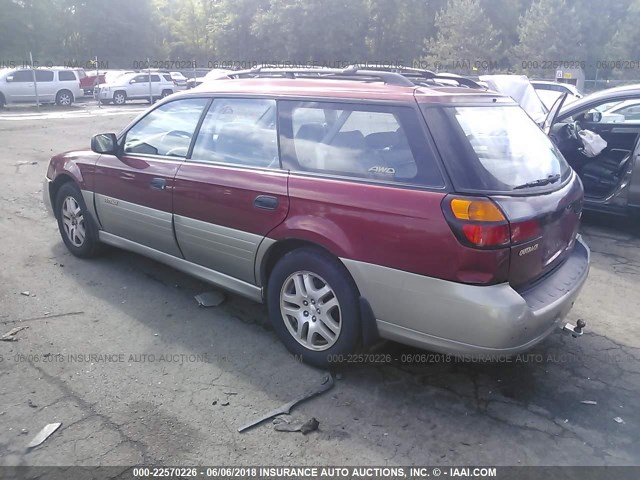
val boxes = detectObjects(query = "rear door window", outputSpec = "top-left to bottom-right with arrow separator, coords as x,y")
423,105 -> 571,193
280,101 -> 444,187
35,70 -> 54,82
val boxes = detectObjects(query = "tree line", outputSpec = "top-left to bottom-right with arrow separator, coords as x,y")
1,0 -> 639,80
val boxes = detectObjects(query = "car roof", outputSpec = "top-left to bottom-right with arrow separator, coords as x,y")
188,77 -> 513,104
559,83 -> 640,119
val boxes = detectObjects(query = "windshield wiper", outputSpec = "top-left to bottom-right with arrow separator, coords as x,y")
513,174 -> 561,190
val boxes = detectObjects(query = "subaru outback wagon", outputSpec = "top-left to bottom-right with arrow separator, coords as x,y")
43,66 -> 590,366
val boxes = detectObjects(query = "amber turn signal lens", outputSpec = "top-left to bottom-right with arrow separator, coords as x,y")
450,198 -> 506,222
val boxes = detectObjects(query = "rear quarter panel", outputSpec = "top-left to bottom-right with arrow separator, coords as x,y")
270,175 -> 510,284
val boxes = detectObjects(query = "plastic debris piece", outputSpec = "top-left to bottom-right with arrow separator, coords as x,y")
1,326 -> 29,342
26,423 -> 62,449
20,291 -> 30,296
274,417 -> 319,435
195,291 -> 225,307
580,400 -> 597,405
614,417 -> 625,424
238,373 -> 334,432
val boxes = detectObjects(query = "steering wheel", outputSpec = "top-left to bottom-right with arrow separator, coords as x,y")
164,130 -> 192,140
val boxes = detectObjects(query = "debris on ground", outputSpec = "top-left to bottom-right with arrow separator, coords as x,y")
238,373 -> 335,432
27,399 -> 38,408
614,417 -> 625,424
195,291 -> 226,307
26,423 -> 62,449
581,400 -> 598,405
274,417 -> 320,435
1,326 -> 29,342
20,291 -> 30,296
221,401 -> 230,406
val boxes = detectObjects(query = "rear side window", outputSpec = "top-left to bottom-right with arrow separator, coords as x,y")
35,70 -> 54,82
163,74 -> 172,82
123,98 -> 209,157
58,71 -> 77,81
280,101 -> 444,187
150,74 -> 160,82
190,98 -> 279,168
423,105 -> 571,192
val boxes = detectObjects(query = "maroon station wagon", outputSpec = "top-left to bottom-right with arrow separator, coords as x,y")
43,67 -> 590,366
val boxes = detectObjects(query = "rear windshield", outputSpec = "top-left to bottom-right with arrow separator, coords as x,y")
423,105 -> 571,193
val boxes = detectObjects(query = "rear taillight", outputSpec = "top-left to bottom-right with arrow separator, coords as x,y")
510,218 -> 541,244
444,196 -> 509,248
444,196 -> 542,249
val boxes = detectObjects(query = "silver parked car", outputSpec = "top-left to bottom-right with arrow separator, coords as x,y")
0,67 -> 83,107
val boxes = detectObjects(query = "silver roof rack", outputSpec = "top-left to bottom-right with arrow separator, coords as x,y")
227,64 -> 485,89
228,65 -> 416,87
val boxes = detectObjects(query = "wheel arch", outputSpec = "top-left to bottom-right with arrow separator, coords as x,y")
259,237 -> 380,350
49,173 -> 77,219
257,238 -> 336,291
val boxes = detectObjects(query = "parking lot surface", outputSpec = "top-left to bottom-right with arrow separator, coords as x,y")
1,112 -> 639,466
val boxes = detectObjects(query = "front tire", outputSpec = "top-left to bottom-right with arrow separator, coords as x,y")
55,90 -> 74,106
55,182 -> 102,258
267,248 -> 361,367
113,91 -> 127,105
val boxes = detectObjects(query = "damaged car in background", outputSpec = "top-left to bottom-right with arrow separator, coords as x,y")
548,84 -> 640,217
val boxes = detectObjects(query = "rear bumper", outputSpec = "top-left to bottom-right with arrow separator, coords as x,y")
341,236 -> 590,356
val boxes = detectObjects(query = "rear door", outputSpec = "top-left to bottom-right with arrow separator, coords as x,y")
94,97 -> 209,255
173,97 -> 288,284
34,70 -> 56,102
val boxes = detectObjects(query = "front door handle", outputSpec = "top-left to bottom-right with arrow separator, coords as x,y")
150,178 -> 166,190
254,195 -> 278,210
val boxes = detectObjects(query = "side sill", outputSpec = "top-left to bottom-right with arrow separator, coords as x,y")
98,231 -> 263,303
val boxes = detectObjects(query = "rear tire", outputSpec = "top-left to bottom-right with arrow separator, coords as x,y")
161,89 -> 172,98
55,90 -> 74,106
100,99 -> 111,105
267,248 -> 361,367
55,182 -> 103,258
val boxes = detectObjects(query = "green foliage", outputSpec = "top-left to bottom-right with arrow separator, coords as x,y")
425,0 -> 502,73
0,0 -> 637,78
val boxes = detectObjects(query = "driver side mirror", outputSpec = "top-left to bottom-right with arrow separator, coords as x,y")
583,111 -> 602,123
91,133 -> 118,155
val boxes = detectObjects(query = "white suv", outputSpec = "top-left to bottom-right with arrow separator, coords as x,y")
0,67 -> 84,108
95,72 -> 175,105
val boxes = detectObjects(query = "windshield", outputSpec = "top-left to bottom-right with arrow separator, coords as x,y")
424,105 -> 571,193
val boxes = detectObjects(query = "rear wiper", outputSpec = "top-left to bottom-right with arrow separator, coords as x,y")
513,174 -> 561,190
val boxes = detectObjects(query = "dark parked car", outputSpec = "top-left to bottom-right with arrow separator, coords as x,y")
549,84 -> 640,217
43,66 -> 590,366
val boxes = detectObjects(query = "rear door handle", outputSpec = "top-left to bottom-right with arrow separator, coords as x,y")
254,195 -> 278,210
150,178 -> 166,190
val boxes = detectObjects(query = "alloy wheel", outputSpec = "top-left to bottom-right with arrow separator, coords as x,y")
280,271 -> 342,351
61,196 -> 86,247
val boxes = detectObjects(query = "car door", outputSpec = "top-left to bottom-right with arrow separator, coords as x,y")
34,69 -> 56,102
5,69 -> 36,103
93,97 -> 210,255
172,97 -> 289,284
129,74 -> 149,100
